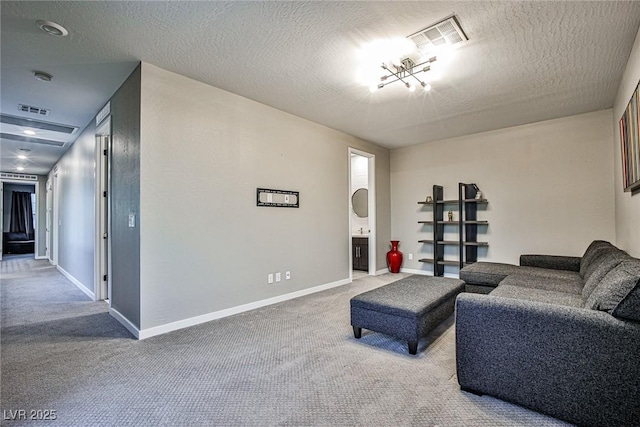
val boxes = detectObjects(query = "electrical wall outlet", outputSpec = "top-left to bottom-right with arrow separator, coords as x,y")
268,274 -> 274,284
285,271 -> 291,280
408,253 -> 413,260
275,272 -> 281,282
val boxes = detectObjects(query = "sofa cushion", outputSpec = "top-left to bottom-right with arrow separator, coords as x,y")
459,262 -> 520,287
517,266 -> 582,283
579,241 -> 619,279
581,252 -> 627,300
490,284 -> 584,308
585,260 -> 640,321
519,255 -> 581,272
583,246 -> 629,283
499,273 -> 583,295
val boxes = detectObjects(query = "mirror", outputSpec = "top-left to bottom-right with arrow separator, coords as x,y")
352,188 -> 368,218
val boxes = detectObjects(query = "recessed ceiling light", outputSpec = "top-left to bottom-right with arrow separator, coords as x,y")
18,154 -> 27,160
36,20 -> 69,37
33,71 -> 53,82
23,129 -> 36,135
17,166 -> 25,171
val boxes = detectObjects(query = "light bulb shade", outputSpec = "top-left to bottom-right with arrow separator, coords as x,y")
36,20 -> 69,36
421,82 -> 432,92
408,84 -> 416,92
33,71 -> 52,82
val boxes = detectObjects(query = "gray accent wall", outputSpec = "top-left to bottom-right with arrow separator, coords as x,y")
613,25 -> 640,257
139,63 -> 390,330
109,64 -> 142,328
51,120 -> 97,293
391,110 -> 616,274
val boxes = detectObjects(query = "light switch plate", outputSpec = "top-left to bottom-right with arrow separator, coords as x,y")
128,213 -> 135,228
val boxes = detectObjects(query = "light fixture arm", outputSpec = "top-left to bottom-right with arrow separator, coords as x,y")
377,56 -> 437,89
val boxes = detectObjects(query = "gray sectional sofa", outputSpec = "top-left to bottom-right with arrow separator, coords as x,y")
455,240 -> 640,426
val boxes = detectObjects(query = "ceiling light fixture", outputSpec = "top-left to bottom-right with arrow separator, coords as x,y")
36,20 -> 69,37
23,129 -> 36,135
363,15 -> 467,94
373,57 -> 437,92
17,167 -> 25,171
18,154 -> 27,160
33,71 -> 53,82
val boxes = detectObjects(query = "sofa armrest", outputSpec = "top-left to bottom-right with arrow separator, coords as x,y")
519,254 -> 581,271
455,293 -> 640,426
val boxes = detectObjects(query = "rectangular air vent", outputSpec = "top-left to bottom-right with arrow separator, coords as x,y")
18,104 -> 49,116
1,114 -> 77,134
0,133 -> 66,147
408,15 -> 468,51
0,172 -> 38,181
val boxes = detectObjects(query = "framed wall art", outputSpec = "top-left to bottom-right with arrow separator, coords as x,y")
619,79 -> 640,193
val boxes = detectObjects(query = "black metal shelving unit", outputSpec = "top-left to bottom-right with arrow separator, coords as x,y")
418,183 -> 488,276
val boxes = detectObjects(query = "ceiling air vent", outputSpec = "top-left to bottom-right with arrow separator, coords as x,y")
408,15 -> 468,51
0,172 -> 38,181
0,133 -> 66,147
18,104 -> 50,116
1,114 -> 77,134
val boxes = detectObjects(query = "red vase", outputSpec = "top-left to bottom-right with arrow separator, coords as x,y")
387,240 -> 403,273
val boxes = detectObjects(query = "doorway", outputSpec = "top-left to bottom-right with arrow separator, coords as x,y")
0,179 -> 39,261
348,148 -> 376,280
95,118 -> 111,302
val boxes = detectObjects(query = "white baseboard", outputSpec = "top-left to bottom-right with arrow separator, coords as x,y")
57,265 -> 95,299
35,255 -> 48,260
137,277 -> 351,340
110,307 -> 140,339
375,268 -> 389,275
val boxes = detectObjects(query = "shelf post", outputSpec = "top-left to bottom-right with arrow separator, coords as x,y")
433,185 -> 444,277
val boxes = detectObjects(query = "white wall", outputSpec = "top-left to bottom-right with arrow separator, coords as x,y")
139,63 -> 390,330
350,154 -> 368,235
613,25 -> 640,257
49,121 -> 96,294
391,110 -> 615,275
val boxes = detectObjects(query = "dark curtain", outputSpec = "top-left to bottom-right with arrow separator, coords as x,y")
9,191 -> 34,236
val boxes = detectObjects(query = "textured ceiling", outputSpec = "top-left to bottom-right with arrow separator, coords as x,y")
2,1 -> 640,175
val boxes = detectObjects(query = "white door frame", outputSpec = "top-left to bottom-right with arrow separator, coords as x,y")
52,171 -> 59,266
0,182 -> 3,261
95,117 -> 111,302
348,148 -> 376,281
46,179 -> 52,261
0,178 -> 40,260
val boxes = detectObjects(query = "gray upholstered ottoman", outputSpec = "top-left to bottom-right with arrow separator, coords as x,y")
350,275 -> 464,355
